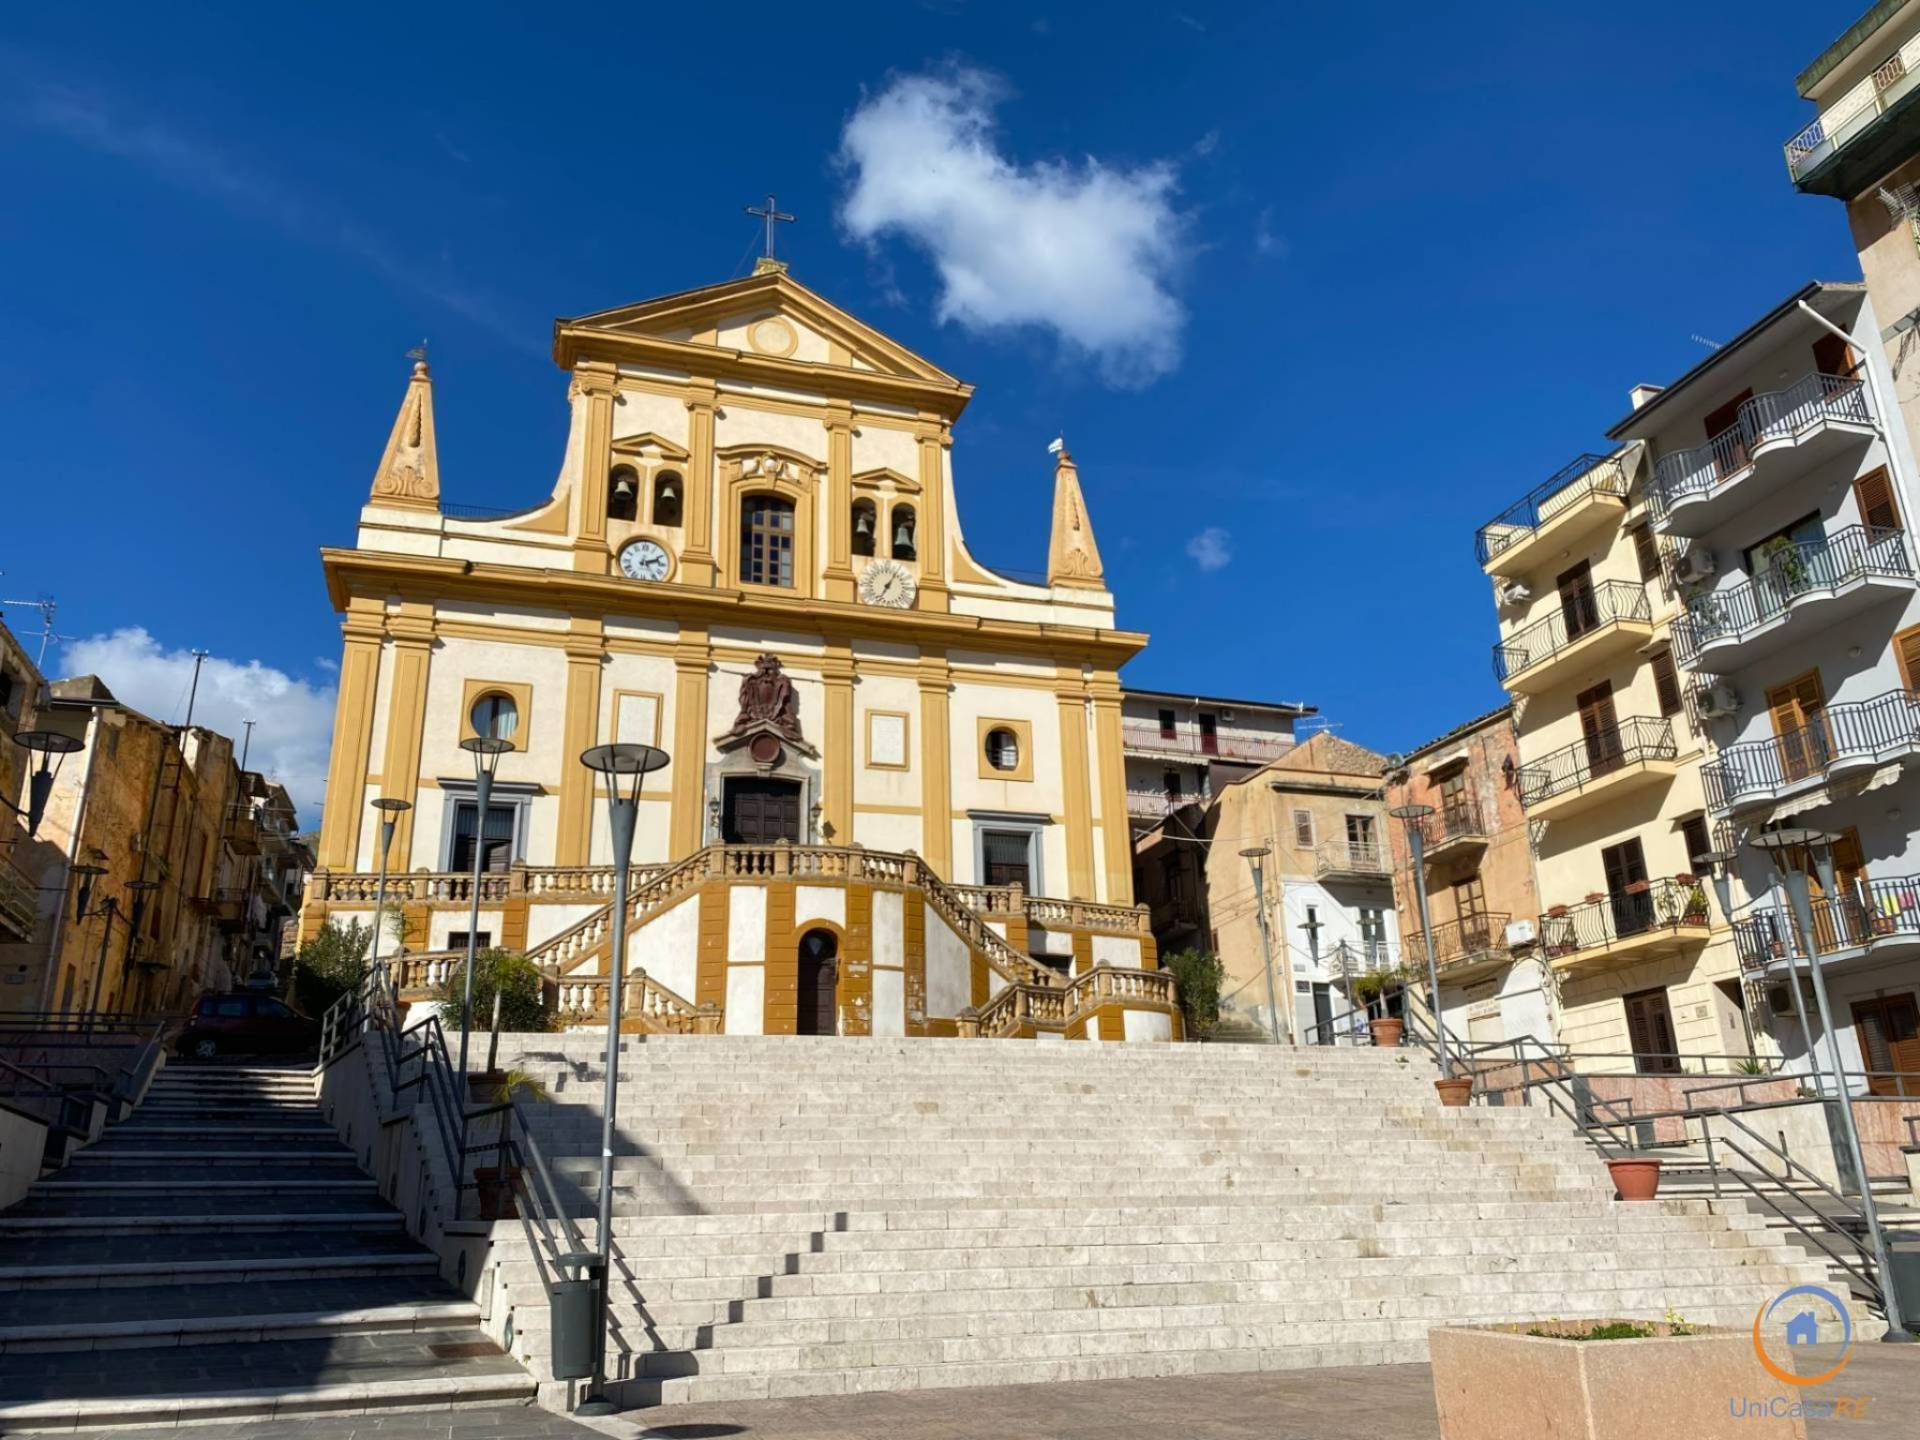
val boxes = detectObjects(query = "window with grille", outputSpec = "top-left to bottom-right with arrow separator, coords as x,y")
450,801 -> 516,873
740,494 -> 796,587
985,728 -> 1021,771
981,830 -> 1032,889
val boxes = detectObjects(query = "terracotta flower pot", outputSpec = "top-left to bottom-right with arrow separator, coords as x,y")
1434,1076 -> 1474,1107
1368,1017 -> 1404,1049
1605,1156 -> 1662,1201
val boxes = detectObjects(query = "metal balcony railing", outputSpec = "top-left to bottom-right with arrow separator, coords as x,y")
1418,796 -> 1486,850
1426,911 -> 1511,970
1493,580 -> 1651,684
1476,452 -> 1631,567
1118,721 -> 1290,764
1649,371 -> 1870,520
1672,525 -> 1912,664
1516,716 -> 1676,810
1703,689 -> 1920,812
1785,33 -> 1920,181
1733,873 -> 1920,973
1540,877 -> 1709,961
1314,838 -> 1391,880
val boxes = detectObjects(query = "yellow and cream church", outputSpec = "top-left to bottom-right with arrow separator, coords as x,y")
300,260 -> 1179,1041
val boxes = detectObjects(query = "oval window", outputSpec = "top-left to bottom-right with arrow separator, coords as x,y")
470,692 -> 520,742
985,727 -> 1020,772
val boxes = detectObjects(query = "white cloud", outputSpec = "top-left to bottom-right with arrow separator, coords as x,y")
59,628 -> 336,829
838,67 -> 1190,387
1185,527 -> 1233,572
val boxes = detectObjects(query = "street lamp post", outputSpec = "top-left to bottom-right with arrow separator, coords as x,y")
574,740 -> 670,1416
11,729 -> 82,838
1693,849 -> 1827,1100
1748,827 -> 1911,1343
1239,846 -> 1288,1044
1388,802 -> 1450,1078
366,798 -> 412,991
455,735 -> 513,1093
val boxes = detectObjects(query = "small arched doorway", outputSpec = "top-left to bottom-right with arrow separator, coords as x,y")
796,928 -> 839,1036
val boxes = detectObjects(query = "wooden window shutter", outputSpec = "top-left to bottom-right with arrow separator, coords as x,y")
1292,808 -> 1314,848
1813,331 -> 1858,378
1855,467 -> 1901,532
1650,650 -> 1682,717
1623,995 -> 1656,1059
1896,625 -> 1920,691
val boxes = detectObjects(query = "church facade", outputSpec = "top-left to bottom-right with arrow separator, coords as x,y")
301,261 -> 1179,1040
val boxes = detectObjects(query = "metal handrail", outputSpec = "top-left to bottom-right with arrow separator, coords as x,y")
1539,877 -> 1710,960
1476,452 -> 1631,566
1733,873 -> 1920,975
1703,688 -> 1920,812
1493,580 -> 1651,683
1674,525 -> 1913,664
1517,716 -> 1676,809
1649,371 -> 1871,518
317,970 -> 588,1306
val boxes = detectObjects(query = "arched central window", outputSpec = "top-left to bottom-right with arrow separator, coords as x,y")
740,494 -> 796,588
653,471 -> 683,528
607,465 -> 638,522
851,498 -> 877,558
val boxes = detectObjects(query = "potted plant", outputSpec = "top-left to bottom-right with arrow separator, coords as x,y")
1434,1075 -> 1474,1107
473,1066 -> 546,1220
1429,1314 -> 1796,1440
1369,1015 -> 1405,1049
1622,878 -> 1650,896
1603,1154 -> 1662,1201
1545,904 -> 1570,919
1584,892 -> 1606,905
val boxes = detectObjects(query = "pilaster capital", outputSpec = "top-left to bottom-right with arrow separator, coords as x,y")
572,361 -> 620,398
823,400 -> 855,433
684,378 -> 719,411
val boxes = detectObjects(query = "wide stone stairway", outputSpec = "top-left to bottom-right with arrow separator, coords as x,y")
485,1035 -> 1863,1409
0,1062 -> 535,1432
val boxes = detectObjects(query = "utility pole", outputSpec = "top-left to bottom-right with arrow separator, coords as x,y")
183,650 -> 210,729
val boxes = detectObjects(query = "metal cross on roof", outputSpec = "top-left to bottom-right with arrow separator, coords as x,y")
745,194 -> 795,259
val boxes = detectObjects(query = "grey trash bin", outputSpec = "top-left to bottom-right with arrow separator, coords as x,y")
1888,1233 -> 1920,1329
549,1271 -> 599,1381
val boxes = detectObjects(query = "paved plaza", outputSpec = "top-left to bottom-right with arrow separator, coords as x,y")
43,1345 -> 1919,1439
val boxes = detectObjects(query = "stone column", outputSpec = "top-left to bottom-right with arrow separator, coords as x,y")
668,628 -> 711,856
318,597 -> 386,870
1089,672 -> 1133,905
914,421 -> 950,612
823,402 -> 856,603
916,656 -> 952,876
572,363 -> 618,575
554,618 -> 605,866
681,380 -> 718,586
1054,668 -> 1096,901
822,642 -> 855,846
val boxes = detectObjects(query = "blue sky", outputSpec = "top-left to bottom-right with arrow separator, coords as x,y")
0,3 -> 1867,821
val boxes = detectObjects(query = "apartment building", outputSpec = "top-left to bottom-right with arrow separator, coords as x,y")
1612,279 -> 1920,1093
1202,733 -> 1398,1041
1479,445 -> 1750,1074
0,622 -> 53,999
1383,705 -> 1550,1053
1125,688 -> 1310,959
1786,1 -> 1920,465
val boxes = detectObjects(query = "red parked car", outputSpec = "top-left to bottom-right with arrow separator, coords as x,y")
177,992 -> 321,1059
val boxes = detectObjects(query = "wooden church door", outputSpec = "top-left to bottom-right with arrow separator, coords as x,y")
796,929 -> 839,1036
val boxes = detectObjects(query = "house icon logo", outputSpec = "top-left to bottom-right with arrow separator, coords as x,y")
1753,1284 -> 1852,1387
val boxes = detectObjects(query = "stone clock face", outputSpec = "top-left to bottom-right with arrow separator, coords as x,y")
859,559 -> 917,609
618,539 -> 670,582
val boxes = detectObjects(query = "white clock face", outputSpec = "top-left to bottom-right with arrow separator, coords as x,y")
859,559 -> 917,609
618,539 -> 670,582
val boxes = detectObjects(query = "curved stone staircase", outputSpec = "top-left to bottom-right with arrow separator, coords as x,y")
474,1035 -> 1868,1409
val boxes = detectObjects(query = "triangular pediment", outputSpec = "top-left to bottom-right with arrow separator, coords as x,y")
564,270 -> 959,386
610,430 -> 691,461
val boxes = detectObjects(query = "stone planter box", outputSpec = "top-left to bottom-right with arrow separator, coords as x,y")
1430,1322 -> 1804,1439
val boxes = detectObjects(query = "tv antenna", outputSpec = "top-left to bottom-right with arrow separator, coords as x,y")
0,592 -> 73,668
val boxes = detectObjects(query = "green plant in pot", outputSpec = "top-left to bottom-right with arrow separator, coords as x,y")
473,1066 -> 546,1220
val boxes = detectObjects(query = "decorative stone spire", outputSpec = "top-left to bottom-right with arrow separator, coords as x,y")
1045,446 -> 1105,590
368,359 -> 440,510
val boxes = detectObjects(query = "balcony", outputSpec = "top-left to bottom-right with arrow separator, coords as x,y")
1703,688 -> 1920,816
1671,525 -> 1915,672
1493,581 -> 1654,695
1517,717 -> 1678,822
1127,786 -> 1206,821
1476,453 -> 1632,578
1648,372 -> 1873,538
1786,33 -> 1920,197
1734,873 -> 1920,979
1425,911 -> 1512,980
1119,720 -> 1290,767
1540,877 -> 1712,970
1417,797 -> 1487,865
1314,837 -> 1392,884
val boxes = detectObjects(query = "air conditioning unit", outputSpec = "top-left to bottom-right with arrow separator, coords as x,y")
1697,683 -> 1741,719
1220,708 -> 1236,721
1504,918 -> 1537,948
1676,547 -> 1717,584
1766,984 -> 1794,1018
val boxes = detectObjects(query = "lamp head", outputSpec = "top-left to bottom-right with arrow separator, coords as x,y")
12,729 -> 82,837
1388,802 -> 1435,823
371,797 -> 413,815
580,742 -> 671,804
459,734 -> 514,780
